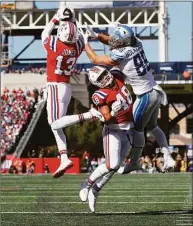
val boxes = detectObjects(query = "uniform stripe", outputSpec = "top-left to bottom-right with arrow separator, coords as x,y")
53,37 -> 57,52
107,128 -> 110,168
68,22 -> 71,41
50,36 -> 53,50
133,98 -> 142,123
134,93 -> 149,128
52,86 -> 57,121
104,127 -> 110,169
95,91 -> 107,99
50,86 -> 54,123
51,36 -> 55,50
55,85 -> 59,119
50,36 -> 57,52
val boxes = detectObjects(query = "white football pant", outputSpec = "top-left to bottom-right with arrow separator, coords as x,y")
46,82 -> 72,151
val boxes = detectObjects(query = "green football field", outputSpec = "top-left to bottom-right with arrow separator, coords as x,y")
1,173 -> 192,226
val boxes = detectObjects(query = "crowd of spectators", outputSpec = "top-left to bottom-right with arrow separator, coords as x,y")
1,65 -> 84,76
1,87 -> 39,155
1,67 -> 46,75
80,149 -> 190,174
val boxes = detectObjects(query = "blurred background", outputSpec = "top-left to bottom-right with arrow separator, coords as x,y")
1,0 -> 193,174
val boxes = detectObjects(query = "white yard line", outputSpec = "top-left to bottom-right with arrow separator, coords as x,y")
1,201 -> 185,204
1,187 -> 190,190
0,190 -> 189,193
0,195 -> 187,198
1,210 -> 191,214
175,186 -> 193,226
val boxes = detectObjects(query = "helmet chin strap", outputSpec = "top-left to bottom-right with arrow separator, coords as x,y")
106,79 -> 116,89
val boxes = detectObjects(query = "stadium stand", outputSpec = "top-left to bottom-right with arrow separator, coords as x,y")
1,87 -> 39,155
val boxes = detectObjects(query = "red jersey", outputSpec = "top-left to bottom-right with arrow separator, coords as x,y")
44,35 -> 83,83
92,76 -> 133,129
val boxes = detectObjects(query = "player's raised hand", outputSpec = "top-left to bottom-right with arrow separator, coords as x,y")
85,23 -> 98,38
89,108 -> 105,122
78,27 -> 90,44
55,6 -> 75,22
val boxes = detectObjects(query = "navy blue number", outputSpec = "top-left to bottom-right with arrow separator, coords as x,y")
133,50 -> 150,76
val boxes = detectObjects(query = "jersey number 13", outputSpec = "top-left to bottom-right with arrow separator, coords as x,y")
55,56 -> 76,76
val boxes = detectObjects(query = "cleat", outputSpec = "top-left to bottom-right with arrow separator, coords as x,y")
161,155 -> 175,173
117,161 -> 147,174
53,159 -> 73,178
79,181 -> 89,202
88,189 -> 98,213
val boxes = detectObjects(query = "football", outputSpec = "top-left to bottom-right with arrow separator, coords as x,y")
61,8 -> 73,21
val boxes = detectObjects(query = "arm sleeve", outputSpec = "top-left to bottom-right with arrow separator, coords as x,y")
41,15 -> 59,45
109,49 -> 125,62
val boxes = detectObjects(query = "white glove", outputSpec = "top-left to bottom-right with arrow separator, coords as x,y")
111,100 -> 123,116
85,23 -> 98,38
111,22 -> 121,28
89,108 -> 105,122
78,27 -> 90,44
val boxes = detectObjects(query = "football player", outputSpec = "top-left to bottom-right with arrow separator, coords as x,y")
79,24 -> 175,173
51,66 -> 134,212
41,6 -> 84,178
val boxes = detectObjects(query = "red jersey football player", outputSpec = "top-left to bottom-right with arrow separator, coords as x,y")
51,66 -> 134,212
41,6 -> 84,178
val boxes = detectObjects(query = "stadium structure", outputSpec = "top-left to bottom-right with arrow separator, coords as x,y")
1,1 -> 193,166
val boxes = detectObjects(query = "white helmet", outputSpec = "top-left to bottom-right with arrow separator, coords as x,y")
57,21 -> 77,43
88,66 -> 114,88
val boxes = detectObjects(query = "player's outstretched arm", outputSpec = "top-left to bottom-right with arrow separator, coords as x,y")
79,27 -> 118,66
41,11 -> 59,42
85,23 -> 110,45
51,108 -> 104,130
41,6 -> 75,42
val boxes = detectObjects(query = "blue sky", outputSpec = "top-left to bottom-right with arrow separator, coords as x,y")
7,1 -> 192,63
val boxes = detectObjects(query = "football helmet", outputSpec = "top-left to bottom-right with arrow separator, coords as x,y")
109,25 -> 136,49
88,66 -> 113,88
57,21 -> 77,43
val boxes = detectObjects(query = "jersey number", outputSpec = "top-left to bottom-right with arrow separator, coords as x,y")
116,85 -> 132,110
133,50 -> 150,76
55,56 -> 76,76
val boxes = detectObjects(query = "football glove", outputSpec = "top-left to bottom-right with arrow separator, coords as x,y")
111,100 -> 123,116
89,108 -> 105,122
78,27 -> 90,44
85,23 -> 98,38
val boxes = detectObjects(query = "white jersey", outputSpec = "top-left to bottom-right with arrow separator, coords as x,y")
110,38 -> 156,96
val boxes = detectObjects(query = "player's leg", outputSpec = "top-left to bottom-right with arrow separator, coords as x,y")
93,129 -> 129,191
146,96 -> 175,171
88,128 -> 123,213
125,90 -> 161,173
80,127 -> 121,212
46,83 -> 73,178
131,93 -> 151,170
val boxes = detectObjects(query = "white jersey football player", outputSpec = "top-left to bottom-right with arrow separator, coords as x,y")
51,66 -> 133,213
79,24 -> 175,173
